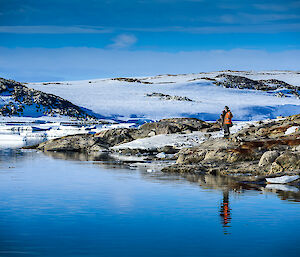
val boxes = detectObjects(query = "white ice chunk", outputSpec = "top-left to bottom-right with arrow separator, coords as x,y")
266,175 -> 299,184
285,126 -> 298,135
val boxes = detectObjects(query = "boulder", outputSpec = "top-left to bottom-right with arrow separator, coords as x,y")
95,128 -> 136,146
176,147 -> 207,164
258,151 -> 280,167
37,134 -> 108,152
273,152 -> 300,171
270,162 -> 284,173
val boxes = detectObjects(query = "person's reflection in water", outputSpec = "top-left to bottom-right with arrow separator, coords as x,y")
220,190 -> 231,234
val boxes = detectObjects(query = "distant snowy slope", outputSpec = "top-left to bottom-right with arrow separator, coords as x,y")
28,70 -> 300,122
0,78 -> 101,120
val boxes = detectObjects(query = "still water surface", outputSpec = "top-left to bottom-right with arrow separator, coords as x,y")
0,150 -> 299,257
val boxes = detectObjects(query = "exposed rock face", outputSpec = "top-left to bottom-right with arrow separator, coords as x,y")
0,78 -> 99,120
146,92 -> 193,102
259,79 -> 296,90
215,74 -> 268,90
111,77 -> 153,84
214,74 -> 299,98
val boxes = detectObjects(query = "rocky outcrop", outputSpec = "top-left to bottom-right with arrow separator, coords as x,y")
111,77 -> 153,84
259,79 -> 296,90
0,78 -> 99,120
270,152 -> 300,173
146,92 -> 193,102
138,118 -> 214,135
97,118 -> 217,145
163,114 -> 300,182
214,74 -> 299,98
95,128 -> 136,146
37,134 -> 108,152
35,118 -> 220,152
215,74 -> 268,90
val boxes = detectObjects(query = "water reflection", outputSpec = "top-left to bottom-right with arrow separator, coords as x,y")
42,150 -> 300,203
0,149 -> 300,257
220,190 -> 231,234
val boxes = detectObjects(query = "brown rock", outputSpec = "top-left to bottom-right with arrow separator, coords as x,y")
258,151 -> 280,167
274,152 -> 300,171
95,128 -> 135,146
37,134 -> 108,152
270,162 -> 284,173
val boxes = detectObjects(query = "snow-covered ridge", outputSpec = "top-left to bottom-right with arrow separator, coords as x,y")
27,70 -> 300,123
0,77 -> 103,121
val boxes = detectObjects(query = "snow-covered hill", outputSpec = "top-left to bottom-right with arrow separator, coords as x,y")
0,77 -> 101,121
27,70 -> 300,122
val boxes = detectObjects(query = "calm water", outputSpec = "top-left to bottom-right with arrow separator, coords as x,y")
0,150 -> 299,257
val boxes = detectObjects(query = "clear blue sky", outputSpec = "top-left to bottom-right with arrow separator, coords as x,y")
0,0 -> 299,81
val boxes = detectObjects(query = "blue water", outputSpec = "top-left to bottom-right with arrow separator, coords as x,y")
0,150 -> 299,257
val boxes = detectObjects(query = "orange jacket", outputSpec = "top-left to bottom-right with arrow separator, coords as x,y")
224,111 -> 233,125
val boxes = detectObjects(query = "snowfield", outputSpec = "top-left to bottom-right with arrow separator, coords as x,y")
27,70 -> 300,122
112,121 -> 254,152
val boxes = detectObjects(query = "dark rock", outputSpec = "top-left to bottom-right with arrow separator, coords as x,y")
112,77 -> 153,84
146,92 -> 194,102
157,145 -> 179,154
214,74 -> 269,90
214,74 -> 298,93
259,79 -> 296,90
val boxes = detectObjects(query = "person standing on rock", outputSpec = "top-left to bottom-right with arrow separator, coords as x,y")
221,106 -> 233,138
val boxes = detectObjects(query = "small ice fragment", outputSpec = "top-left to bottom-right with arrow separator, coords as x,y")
285,126 -> 298,135
266,175 -> 299,184
147,169 -> 154,173
156,152 -> 166,159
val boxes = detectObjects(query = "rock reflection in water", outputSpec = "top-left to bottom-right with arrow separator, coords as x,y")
42,151 -> 138,170
1,148 -> 300,257
43,151 -> 111,162
41,151 -> 300,204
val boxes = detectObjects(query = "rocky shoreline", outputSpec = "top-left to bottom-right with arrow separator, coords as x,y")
32,115 -> 300,186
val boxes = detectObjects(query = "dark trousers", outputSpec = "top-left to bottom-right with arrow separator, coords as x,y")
223,124 -> 230,137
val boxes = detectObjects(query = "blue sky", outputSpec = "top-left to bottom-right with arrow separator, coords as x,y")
0,0 -> 299,81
